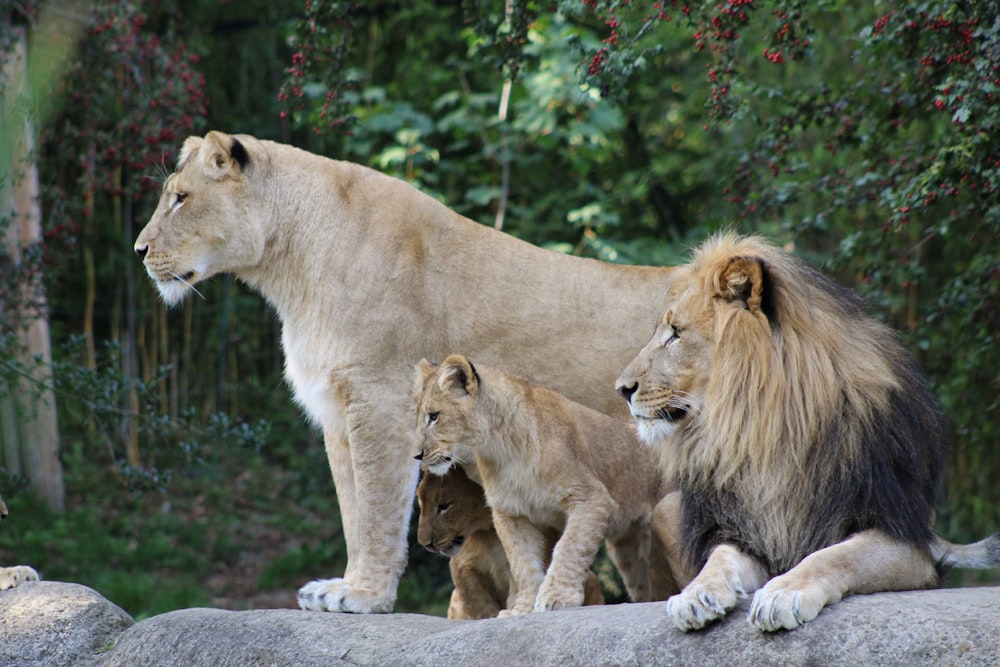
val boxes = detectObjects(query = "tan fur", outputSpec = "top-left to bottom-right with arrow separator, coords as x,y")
416,355 -> 674,616
415,466 -> 605,619
616,233 -> 999,631
0,493 -> 40,590
134,132 -> 677,613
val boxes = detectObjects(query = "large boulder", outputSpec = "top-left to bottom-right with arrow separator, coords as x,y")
0,581 -> 134,667
3,580 -> 999,666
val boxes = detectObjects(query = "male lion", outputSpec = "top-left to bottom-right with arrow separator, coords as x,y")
0,493 -> 40,590
415,466 -> 605,619
415,355 -> 674,615
133,131 -> 677,613
615,233 -> 1000,632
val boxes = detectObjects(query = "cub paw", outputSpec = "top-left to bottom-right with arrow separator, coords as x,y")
749,578 -> 828,632
665,580 -> 739,631
297,578 -> 394,614
0,565 -> 40,591
534,579 -> 584,612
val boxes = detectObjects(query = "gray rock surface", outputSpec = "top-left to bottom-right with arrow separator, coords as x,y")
3,580 -> 999,666
0,580 -> 134,667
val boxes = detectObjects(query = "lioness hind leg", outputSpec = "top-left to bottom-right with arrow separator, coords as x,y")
0,565 -> 40,590
749,530 -> 938,632
666,544 -> 768,632
605,519 -> 654,603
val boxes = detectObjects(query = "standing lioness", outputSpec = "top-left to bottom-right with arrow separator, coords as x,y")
416,355 -> 671,615
134,131 -> 677,613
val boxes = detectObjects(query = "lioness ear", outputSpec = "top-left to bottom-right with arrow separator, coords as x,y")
438,354 -> 479,397
178,137 -> 204,168
200,131 -> 249,178
713,255 -> 765,313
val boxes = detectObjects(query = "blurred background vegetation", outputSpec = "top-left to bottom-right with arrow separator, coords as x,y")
0,0 -> 996,620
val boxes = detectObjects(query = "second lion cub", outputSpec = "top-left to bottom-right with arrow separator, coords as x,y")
415,354 -> 670,616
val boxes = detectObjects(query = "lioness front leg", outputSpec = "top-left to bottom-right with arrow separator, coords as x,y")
536,498 -> 612,612
298,416 -> 420,614
749,530 -> 937,632
667,544 -> 768,631
493,512 -> 547,617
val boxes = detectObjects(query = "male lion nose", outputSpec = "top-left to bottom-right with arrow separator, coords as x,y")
616,382 -> 637,403
134,243 -> 149,260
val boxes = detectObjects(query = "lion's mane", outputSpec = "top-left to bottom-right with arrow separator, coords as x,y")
673,234 -> 945,575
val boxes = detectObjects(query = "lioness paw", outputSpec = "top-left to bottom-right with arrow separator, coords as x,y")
665,581 -> 738,631
0,565 -> 40,590
297,578 -> 394,614
749,579 -> 827,632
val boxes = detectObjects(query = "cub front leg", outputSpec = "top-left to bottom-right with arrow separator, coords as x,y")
493,512 -> 547,617
749,530 -> 938,632
667,543 -> 768,631
606,516 -> 654,603
536,497 -> 612,612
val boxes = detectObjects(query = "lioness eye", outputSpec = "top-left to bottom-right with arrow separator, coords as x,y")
426,411 -> 439,425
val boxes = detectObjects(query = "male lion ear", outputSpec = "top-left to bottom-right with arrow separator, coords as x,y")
438,354 -> 479,397
714,255 -> 765,314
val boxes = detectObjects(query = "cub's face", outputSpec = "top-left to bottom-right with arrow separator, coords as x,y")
615,283 -> 713,445
415,466 -> 492,557
134,134 -> 263,306
414,356 -> 482,476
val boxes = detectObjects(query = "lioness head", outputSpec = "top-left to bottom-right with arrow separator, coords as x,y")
134,131 -> 267,305
615,246 -> 767,446
415,465 -> 492,557
414,355 -> 483,476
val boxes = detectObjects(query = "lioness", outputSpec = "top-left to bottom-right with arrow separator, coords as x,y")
616,233 -> 1000,632
0,493 -> 40,591
415,355 -> 672,615
416,465 -> 605,619
134,131 -> 677,613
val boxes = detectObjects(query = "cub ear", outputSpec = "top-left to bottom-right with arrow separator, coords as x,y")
199,131 -> 249,178
712,255 -> 765,314
417,358 -> 438,380
438,354 -> 479,397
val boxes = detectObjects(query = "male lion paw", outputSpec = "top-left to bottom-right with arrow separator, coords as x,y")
748,578 -> 828,632
665,581 -> 739,631
0,565 -> 39,591
297,578 -> 394,614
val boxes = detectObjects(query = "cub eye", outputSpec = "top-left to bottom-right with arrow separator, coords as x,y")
426,411 -> 439,425
437,502 -> 452,513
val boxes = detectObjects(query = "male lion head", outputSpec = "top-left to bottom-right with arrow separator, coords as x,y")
415,465 -> 492,557
413,356 -> 482,476
134,131 -> 267,305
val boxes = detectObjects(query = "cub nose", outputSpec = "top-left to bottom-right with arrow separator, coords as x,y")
616,382 -> 637,403
414,451 -> 424,461
134,243 -> 149,260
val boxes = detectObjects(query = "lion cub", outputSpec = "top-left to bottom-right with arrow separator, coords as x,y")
416,465 -> 605,619
415,355 -> 669,616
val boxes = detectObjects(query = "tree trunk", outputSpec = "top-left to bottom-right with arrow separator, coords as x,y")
1,28 -> 65,512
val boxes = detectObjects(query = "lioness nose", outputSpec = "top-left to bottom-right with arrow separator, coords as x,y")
135,243 -> 149,259
616,382 -> 637,403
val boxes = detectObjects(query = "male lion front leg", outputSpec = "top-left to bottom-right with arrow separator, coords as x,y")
298,418 -> 420,614
667,544 -> 768,631
749,530 -> 937,632
493,513 -> 547,617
